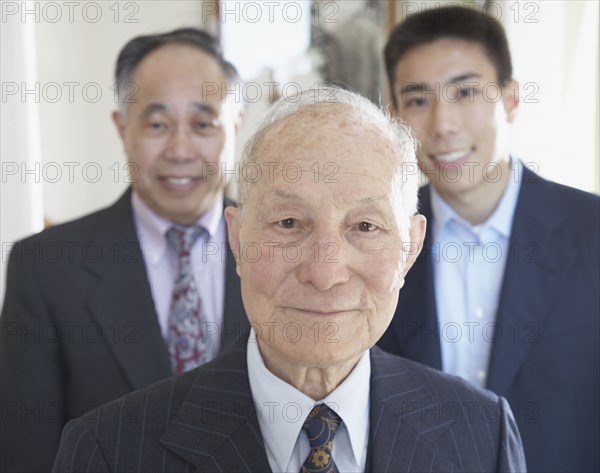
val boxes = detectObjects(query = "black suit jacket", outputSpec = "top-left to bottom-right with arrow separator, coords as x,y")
52,338 -> 526,472
378,167 -> 600,472
0,189 -> 247,472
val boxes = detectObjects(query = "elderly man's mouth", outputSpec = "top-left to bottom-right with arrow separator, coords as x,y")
286,307 -> 357,317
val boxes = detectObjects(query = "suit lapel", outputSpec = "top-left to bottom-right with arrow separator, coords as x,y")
84,194 -> 248,390
159,345 -> 462,472
396,186 -> 442,369
85,189 -> 171,389
487,168 -> 577,394
368,348 -> 456,472
220,240 -> 247,348
160,341 -> 271,472
221,198 -> 249,348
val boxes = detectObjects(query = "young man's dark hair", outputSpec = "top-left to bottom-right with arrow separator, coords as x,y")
384,6 -> 512,107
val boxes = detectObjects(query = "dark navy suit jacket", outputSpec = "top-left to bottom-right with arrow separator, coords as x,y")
0,189 -> 247,472
378,166 -> 600,472
52,338 -> 526,472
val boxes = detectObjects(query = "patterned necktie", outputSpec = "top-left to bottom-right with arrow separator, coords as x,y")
300,404 -> 342,473
166,225 -> 209,373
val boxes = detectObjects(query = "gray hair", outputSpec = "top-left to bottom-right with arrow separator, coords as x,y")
238,86 -> 419,226
115,28 -> 239,117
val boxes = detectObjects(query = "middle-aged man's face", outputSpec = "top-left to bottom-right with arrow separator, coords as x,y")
113,44 -> 240,225
225,106 -> 425,371
391,38 -> 518,201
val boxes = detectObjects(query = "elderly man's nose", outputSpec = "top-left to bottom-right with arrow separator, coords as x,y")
296,240 -> 351,291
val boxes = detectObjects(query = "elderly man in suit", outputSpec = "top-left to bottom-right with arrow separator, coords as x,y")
52,87 -> 526,473
377,6 -> 600,473
0,28 -> 246,472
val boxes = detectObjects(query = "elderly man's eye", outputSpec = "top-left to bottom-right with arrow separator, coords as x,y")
358,222 -> 378,232
278,218 -> 296,229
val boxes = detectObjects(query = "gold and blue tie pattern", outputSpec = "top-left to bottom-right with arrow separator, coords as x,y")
300,404 -> 341,473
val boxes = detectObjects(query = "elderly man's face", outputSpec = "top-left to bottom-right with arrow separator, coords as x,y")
226,107 -> 425,370
113,44 -> 240,225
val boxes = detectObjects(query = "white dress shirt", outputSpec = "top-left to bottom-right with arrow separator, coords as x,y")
430,159 -> 522,387
131,191 -> 227,359
247,329 -> 370,473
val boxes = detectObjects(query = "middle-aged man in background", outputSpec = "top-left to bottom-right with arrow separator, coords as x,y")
53,87 -> 526,473
0,28 -> 246,472
377,6 -> 600,473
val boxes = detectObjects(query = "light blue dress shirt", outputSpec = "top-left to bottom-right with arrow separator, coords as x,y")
430,160 -> 523,388
247,329 -> 370,473
131,191 -> 227,360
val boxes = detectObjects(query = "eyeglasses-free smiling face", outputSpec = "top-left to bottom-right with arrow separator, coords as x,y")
392,39 -> 518,207
113,44 -> 240,225
225,106 -> 425,377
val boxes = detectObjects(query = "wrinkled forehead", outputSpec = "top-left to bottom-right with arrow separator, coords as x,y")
240,104 -> 404,208
255,104 -> 397,166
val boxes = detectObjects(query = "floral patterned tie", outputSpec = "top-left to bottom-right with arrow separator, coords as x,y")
301,404 -> 342,473
166,225 -> 209,373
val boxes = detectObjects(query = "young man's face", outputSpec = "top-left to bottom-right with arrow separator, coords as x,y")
391,39 -> 518,201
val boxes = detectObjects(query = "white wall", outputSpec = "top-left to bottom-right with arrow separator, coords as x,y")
1,5 -> 45,300
31,1 -> 209,225
503,0 -> 599,193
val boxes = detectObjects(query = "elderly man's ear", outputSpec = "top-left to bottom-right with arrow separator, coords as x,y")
224,206 -> 241,275
402,214 -> 427,278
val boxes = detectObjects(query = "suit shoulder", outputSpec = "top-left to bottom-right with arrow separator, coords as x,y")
371,347 -> 499,404
68,368 -> 197,434
518,176 -> 599,258
61,347 -> 248,453
67,343 -> 248,435
546,178 -> 599,208
6,192 -> 134,271
53,371 -> 197,471
369,348 -> 525,470
17,199 -> 126,247
525,175 -> 600,216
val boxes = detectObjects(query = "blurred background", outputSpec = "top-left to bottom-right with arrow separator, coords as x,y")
2,0 -> 599,299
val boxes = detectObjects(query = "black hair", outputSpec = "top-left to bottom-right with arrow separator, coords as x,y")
385,6 -> 512,107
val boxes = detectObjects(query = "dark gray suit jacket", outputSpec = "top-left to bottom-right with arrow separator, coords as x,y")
52,339 -> 526,472
0,189 -> 247,472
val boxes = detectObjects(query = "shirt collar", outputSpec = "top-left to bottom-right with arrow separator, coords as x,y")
199,195 -> 224,240
131,191 -> 224,265
131,191 -> 172,265
247,329 -> 370,471
486,159 -> 522,238
430,159 -> 522,241
321,347 -> 370,468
